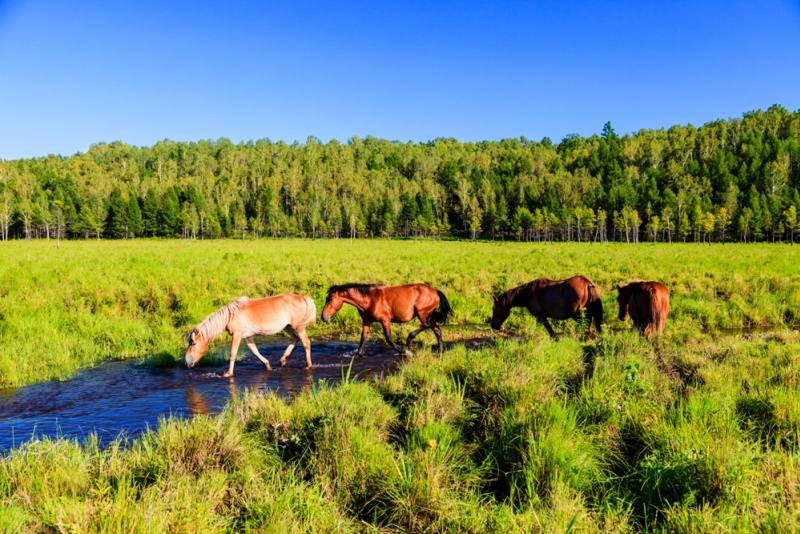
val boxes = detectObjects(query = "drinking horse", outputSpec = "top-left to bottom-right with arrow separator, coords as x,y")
616,281 -> 670,337
185,294 -> 317,376
490,276 -> 603,338
321,283 -> 452,355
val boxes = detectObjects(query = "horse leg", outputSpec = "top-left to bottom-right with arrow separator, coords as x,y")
535,316 -> 558,339
245,336 -> 272,371
223,332 -> 242,377
356,323 -> 370,356
432,323 -> 444,354
280,326 -> 299,366
406,323 -> 429,346
297,329 -> 312,369
380,320 -> 406,355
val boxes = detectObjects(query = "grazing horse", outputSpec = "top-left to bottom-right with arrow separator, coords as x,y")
490,276 -> 603,338
321,283 -> 452,355
185,294 -> 317,376
616,281 -> 670,337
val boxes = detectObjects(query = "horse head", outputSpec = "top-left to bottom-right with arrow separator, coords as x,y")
490,295 -> 511,330
321,290 -> 344,323
185,329 -> 209,367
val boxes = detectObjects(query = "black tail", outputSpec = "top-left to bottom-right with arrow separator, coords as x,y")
586,283 -> 604,334
432,290 -> 453,324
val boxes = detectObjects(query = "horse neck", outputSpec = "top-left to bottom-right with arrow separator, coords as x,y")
196,298 -> 245,342
340,289 -> 371,312
502,283 -> 531,309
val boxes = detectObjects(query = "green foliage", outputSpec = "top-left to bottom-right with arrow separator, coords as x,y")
2,106 -> 800,242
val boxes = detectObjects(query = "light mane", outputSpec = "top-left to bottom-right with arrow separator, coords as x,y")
192,297 -> 250,342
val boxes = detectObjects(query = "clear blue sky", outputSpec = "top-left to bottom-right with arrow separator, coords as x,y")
1,0 -> 799,159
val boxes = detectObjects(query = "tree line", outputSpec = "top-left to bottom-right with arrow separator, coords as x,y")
1,105 -> 799,244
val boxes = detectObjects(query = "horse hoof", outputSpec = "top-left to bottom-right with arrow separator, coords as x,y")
279,360 -> 287,366
403,349 -> 414,357
221,372 -> 233,378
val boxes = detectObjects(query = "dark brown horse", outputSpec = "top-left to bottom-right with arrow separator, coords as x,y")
490,276 -> 603,338
616,281 -> 670,337
321,283 -> 452,355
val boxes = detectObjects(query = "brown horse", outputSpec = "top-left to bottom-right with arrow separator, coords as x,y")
321,283 -> 452,355
185,294 -> 316,376
616,281 -> 670,337
490,276 -> 603,338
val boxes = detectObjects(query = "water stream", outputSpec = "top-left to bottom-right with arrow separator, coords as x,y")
0,338 -> 401,451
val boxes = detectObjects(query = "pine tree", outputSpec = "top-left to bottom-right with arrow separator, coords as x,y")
127,193 -> 143,237
105,188 -> 128,238
142,188 -> 160,237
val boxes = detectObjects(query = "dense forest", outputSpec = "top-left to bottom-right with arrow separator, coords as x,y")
1,105 -> 799,243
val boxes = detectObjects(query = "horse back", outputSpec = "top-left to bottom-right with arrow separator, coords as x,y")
232,294 -> 313,336
531,277 -> 591,318
377,284 -> 438,322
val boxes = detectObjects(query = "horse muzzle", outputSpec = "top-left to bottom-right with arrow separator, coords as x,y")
321,314 -> 331,323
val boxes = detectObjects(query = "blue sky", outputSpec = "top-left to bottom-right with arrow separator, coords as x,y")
1,0 -> 799,159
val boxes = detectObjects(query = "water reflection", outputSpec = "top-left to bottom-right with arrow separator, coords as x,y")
185,387 -> 210,416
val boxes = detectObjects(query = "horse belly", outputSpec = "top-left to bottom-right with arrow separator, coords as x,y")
235,310 -> 290,338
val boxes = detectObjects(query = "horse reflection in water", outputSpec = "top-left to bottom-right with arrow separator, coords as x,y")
185,387 -> 211,415
185,294 -> 317,377
184,365 -> 315,415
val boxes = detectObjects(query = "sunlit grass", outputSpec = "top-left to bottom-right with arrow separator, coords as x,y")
1,239 -> 800,531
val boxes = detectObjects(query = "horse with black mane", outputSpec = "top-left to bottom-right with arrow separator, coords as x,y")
616,280 -> 670,337
490,276 -> 603,338
321,283 -> 452,355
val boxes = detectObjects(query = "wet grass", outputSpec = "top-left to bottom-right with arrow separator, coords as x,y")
1,239 -> 800,531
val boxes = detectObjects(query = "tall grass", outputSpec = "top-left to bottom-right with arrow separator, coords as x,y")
1,327 -> 800,531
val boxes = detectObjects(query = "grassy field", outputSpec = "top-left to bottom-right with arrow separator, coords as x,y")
1,239 -> 800,532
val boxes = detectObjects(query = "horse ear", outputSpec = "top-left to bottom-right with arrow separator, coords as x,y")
493,295 -> 499,303
616,283 -> 623,290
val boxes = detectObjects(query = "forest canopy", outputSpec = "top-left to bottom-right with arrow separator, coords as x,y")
1,105 -> 799,243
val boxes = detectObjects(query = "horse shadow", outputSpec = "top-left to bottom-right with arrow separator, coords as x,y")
564,342 -> 601,395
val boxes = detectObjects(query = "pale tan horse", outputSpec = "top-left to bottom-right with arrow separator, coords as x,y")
616,281 -> 670,337
185,294 -> 316,376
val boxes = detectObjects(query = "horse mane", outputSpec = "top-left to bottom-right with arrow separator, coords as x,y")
192,296 -> 250,342
326,283 -> 383,297
497,281 -> 537,309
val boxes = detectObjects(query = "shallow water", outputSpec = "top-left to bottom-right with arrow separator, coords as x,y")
0,338 -> 401,451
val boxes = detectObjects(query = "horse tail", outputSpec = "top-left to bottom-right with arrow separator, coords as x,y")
586,282 -> 604,334
300,295 -> 317,329
647,286 -> 668,336
432,290 -> 453,324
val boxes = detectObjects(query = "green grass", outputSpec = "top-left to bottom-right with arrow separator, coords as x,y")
0,239 -> 798,387
1,239 -> 800,532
